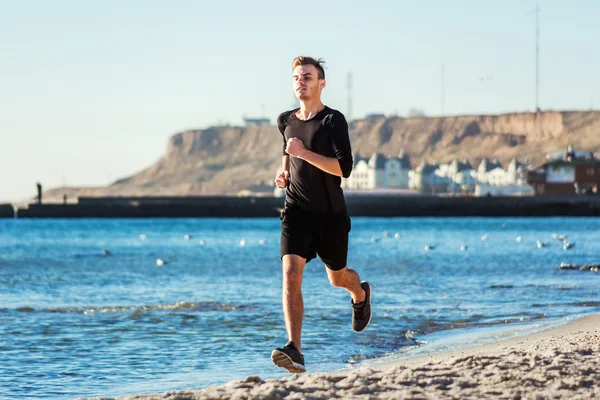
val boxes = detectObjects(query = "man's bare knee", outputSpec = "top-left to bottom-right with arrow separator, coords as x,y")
283,255 -> 305,286
283,264 -> 303,284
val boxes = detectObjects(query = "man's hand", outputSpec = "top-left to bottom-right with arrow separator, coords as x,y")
285,138 -> 306,159
275,170 -> 290,189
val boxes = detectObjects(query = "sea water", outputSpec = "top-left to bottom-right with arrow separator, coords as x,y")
1,217 -> 598,399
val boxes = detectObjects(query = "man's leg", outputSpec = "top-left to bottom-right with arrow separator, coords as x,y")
282,254 -> 306,352
326,265 -> 372,332
271,254 -> 308,373
325,266 -> 366,304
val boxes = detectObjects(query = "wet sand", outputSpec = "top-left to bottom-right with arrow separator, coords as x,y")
94,313 -> 600,399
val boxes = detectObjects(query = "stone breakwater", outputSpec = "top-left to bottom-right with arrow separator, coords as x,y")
14,195 -> 600,218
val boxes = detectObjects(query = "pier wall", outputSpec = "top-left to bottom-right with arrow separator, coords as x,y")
14,195 -> 600,218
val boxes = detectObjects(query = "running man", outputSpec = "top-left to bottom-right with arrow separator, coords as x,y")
271,56 -> 372,373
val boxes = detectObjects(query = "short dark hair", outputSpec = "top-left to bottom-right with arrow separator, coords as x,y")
292,56 -> 325,79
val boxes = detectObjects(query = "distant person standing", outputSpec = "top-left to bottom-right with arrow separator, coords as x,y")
36,182 -> 42,204
271,56 -> 372,373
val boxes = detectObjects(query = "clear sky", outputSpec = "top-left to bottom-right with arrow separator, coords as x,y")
1,0 -> 599,202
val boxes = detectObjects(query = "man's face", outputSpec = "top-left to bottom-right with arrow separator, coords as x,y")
292,64 -> 325,101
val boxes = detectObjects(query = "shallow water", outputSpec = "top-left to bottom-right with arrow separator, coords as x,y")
0,217 -> 598,399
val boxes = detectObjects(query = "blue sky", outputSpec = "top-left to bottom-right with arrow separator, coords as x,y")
1,0 -> 599,201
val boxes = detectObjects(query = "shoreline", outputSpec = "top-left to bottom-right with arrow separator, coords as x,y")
371,312 -> 599,370
102,312 -> 600,399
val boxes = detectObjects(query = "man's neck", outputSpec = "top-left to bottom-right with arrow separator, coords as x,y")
296,99 -> 325,120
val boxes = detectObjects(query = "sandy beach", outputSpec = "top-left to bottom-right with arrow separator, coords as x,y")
91,313 -> 599,400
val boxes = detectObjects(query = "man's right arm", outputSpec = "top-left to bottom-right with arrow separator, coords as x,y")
282,155 -> 289,171
275,155 -> 290,188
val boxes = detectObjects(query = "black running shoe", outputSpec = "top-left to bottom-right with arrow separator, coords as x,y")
352,281 -> 372,332
271,341 -> 306,373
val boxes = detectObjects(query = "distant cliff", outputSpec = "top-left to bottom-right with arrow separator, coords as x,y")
349,111 -> 600,164
45,110 -> 600,201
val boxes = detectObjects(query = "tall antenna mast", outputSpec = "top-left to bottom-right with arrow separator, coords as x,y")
535,3 -> 540,112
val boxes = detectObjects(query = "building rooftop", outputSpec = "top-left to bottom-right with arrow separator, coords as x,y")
243,117 -> 270,126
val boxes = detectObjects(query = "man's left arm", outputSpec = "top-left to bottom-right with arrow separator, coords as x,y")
285,114 -> 353,178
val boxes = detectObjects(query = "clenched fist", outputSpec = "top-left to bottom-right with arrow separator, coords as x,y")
275,170 -> 290,189
285,137 -> 306,158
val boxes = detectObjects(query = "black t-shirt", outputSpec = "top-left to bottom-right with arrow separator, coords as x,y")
277,106 -> 353,214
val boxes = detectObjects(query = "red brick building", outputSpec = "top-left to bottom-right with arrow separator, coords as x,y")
527,147 -> 600,195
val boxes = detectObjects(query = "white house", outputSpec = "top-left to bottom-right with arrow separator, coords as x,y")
454,170 -> 479,193
436,159 -> 474,194
343,153 -> 376,189
342,151 -> 411,190
505,157 -> 529,185
474,157 -> 533,196
409,161 -> 451,194
476,158 -> 503,184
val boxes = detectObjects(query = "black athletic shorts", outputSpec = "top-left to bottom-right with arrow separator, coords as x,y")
280,206 -> 351,271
